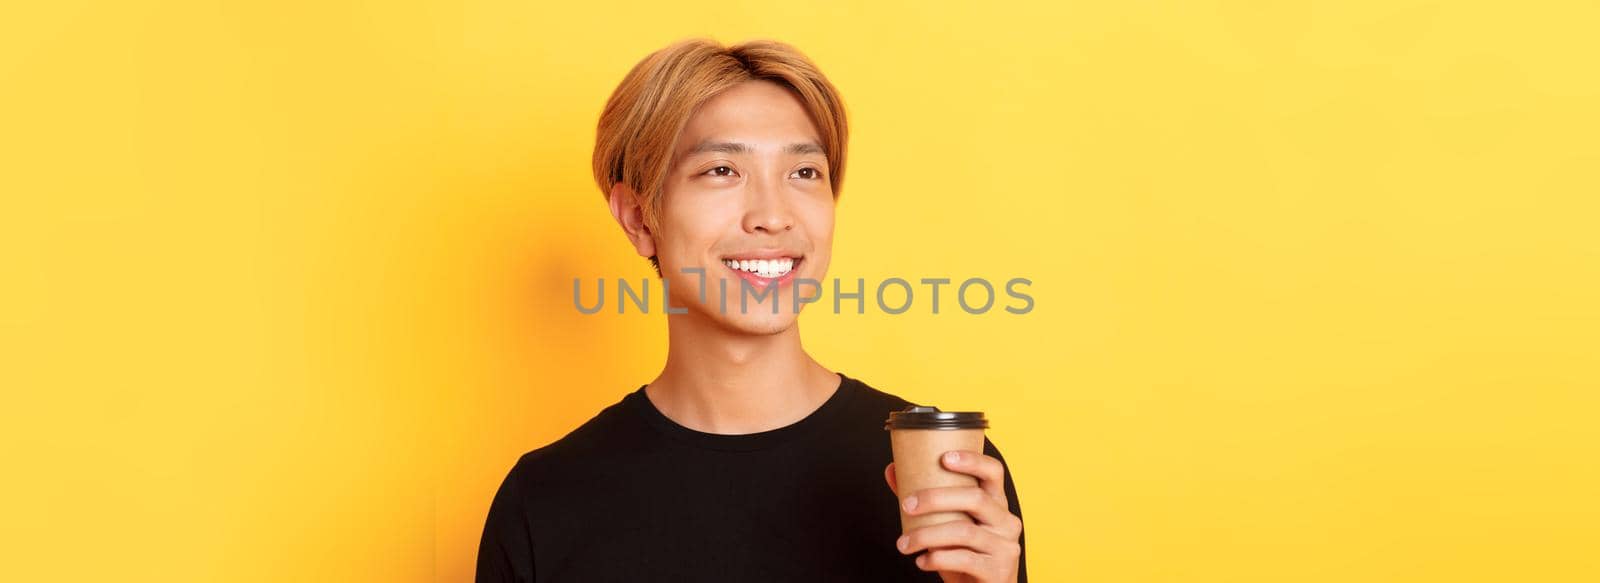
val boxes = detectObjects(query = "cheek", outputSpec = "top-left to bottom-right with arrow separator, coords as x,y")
801,199 -> 837,242
658,196 -> 736,258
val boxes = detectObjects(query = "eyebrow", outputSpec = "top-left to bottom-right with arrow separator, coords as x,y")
785,142 -> 825,155
688,141 -> 751,155
685,140 -> 825,156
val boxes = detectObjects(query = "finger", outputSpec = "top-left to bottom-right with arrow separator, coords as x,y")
939,450 -> 1007,501
884,462 -> 898,496
896,519 -> 1018,557
904,486 -> 1022,536
915,547 -> 997,576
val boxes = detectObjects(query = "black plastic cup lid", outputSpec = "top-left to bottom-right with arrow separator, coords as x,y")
884,406 -> 989,430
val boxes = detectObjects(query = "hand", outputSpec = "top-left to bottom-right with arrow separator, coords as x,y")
884,450 -> 1023,583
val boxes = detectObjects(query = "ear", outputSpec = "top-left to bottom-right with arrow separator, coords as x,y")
607,182 -> 657,259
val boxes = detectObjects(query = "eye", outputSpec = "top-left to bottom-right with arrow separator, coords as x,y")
791,167 -> 823,180
704,165 -> 737,178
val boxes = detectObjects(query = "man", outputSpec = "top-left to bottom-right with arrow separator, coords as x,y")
477,38 -> 1026,582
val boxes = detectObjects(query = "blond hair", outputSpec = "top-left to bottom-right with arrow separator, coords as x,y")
592,39 -> 849,235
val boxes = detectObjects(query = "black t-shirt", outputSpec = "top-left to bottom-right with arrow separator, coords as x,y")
475,373 -> 1027,582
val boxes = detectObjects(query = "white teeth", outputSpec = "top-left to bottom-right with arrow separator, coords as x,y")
722,257 -> 797,278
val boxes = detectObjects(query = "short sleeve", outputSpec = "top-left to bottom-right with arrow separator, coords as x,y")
476,459 -> 536,583
983,437 -> 1027,583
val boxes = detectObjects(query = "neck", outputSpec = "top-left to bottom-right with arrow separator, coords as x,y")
646,310 -> 839,435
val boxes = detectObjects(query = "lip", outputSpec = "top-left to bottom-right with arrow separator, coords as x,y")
719,248 -> 803,261
719,255 -> 803,292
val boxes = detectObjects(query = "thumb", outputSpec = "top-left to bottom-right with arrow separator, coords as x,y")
883,462 -> 898,496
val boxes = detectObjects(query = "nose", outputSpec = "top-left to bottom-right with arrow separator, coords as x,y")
741,174 -> 794,234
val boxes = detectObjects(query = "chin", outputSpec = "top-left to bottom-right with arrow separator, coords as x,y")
703,303 -> 800,336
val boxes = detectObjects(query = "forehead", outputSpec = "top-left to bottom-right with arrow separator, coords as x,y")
677,80 -> 822,152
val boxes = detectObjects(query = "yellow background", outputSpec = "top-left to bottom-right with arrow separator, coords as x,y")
3,1 -> 1597,581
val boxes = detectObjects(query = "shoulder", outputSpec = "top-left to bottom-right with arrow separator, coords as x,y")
839,372 -> 921,416
841,373 -> 1013,456
500,390 -> 648,488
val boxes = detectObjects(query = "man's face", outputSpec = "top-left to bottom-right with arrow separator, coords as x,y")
653,79 -> 836,335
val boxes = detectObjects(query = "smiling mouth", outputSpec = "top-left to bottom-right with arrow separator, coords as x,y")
720,256 -> 800,279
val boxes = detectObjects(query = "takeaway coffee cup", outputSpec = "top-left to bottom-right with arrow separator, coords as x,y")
884,405 -> 989,534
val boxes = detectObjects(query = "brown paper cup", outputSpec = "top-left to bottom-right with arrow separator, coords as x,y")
884,406 -> 989,534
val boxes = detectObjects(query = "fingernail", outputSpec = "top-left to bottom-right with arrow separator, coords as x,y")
896,535 -> 908,551
902,496 -> 918,512
945,451 -> 960,464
